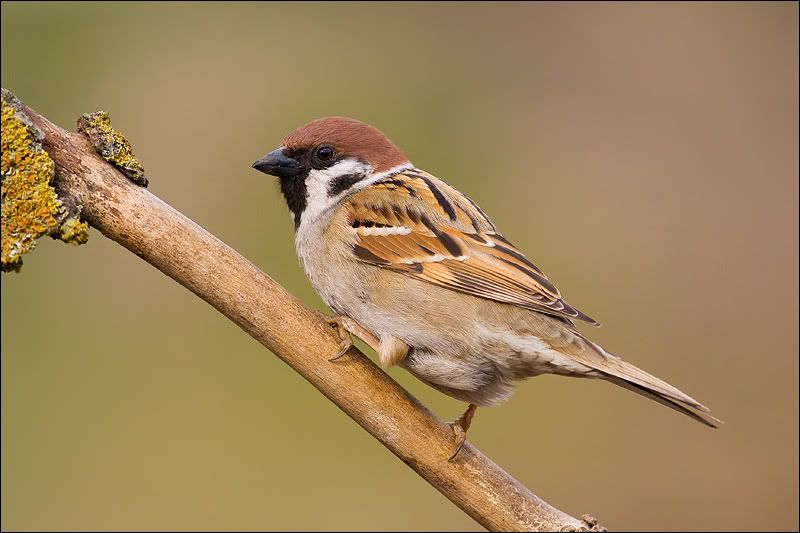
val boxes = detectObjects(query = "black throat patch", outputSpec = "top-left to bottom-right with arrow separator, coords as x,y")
279,170 -> 309,229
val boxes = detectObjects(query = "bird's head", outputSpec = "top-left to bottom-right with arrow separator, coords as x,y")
252,117 -> 411,228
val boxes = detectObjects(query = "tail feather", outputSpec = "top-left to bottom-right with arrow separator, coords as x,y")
603,375 -> 722,428
600,356 -> 711,411
576,341 -> 721,427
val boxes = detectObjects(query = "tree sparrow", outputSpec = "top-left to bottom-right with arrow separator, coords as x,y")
252,117 -> 719,459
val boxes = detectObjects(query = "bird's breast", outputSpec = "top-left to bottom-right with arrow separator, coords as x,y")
294,214 -> 368,314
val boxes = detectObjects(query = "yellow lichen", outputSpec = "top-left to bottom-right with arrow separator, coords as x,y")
1,98 -> 89,272
1,99 -> 62,271
77,111 -> 147,186
57,217 -> 89,245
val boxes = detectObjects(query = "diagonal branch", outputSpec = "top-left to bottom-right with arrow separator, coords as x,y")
2,88 -> 602,532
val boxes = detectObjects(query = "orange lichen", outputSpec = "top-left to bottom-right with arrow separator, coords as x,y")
1,97 -> 88,272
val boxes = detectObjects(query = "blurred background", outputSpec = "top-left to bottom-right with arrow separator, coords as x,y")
2,2 -> 798,531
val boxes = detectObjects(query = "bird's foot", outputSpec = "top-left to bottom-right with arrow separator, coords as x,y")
447,404 -> 478,461
325,315 -> 354,361
324,314 -> 382,361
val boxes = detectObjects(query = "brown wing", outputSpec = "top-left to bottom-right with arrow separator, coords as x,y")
344,169 -> 599,326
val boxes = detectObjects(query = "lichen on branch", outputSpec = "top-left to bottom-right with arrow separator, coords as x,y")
1,97 -> 88,272
77,111 -> 147,186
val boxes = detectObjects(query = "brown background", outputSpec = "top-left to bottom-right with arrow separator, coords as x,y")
2,2 -> 798,531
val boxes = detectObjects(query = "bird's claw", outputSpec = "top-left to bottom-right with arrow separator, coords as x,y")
448,422 -> 468,462
325,315 -> 353,361
447,403 -> 477,462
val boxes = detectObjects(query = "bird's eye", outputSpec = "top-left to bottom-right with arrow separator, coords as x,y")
315,145 -> 334,161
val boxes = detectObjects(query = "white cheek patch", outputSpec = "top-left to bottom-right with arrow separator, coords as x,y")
297,161 -> 414,232
303,159 -> 371,224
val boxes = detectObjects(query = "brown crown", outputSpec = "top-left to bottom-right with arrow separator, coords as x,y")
282,117 -> 409,173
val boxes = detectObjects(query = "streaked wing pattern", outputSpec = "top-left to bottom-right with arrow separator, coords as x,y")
344,169 -> 599,326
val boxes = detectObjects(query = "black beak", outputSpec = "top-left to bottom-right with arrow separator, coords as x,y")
252,148 -> 302,178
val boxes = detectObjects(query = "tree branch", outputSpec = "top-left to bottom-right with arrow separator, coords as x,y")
2,89 -> 603,532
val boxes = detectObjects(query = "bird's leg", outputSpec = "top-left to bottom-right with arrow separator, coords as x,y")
448,403 -> 478,461
325,314 -> 380,361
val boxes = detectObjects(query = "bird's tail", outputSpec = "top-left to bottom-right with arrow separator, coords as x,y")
592,354 -> 722,428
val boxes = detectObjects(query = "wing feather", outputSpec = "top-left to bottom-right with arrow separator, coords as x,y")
344,170 -> 599,326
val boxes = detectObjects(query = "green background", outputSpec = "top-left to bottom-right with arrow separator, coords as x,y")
2,2 -> 798,531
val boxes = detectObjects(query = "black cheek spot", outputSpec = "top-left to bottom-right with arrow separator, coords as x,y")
328,173 -> 365,197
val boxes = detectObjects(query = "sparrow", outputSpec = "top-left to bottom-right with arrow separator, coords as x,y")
252,117 -> 719,459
